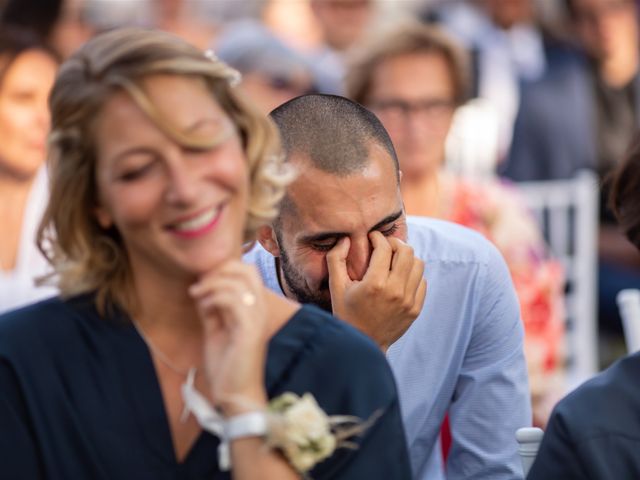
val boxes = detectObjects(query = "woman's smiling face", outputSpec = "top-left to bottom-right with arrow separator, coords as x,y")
93,73 -> 250,282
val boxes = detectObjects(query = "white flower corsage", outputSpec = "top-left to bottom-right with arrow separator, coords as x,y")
181,369 -> 373,475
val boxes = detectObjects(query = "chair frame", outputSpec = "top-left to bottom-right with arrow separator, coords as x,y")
516,170 -> 599,384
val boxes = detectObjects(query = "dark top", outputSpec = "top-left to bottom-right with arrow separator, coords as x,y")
0,295 -> 411,480
594,73 -> 637,177
502,38 -> 640,189
594,73 -> 638,224
527,351 -> 640,479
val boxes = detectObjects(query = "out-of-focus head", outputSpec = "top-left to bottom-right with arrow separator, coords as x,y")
260,94 -> 405,311
347,23 -> 469,180
481,0 -> 535,29
215,20 -> 317,114
610,133 -> 640,249
39,27 -> 290,313
0,27 -> 58,181
0,0 -> 64,43
565,0 -> 638,61
310,0 -> 375,51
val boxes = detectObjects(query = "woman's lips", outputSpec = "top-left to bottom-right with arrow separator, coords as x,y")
167,205 -> 223,238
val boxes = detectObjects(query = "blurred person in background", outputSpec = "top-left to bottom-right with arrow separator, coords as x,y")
430,0 -> 546,162
1,0 -> 63,44
0,27 -> 58,313
308,0 -> 377,94
1,0 -> 95,59
502,0 -> 640,363
347,22 -> 565,425
149,0 -> 218,50
504,0 -> 640,181
214,20 -> 318,115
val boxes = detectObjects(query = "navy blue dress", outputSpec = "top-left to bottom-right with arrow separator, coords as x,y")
0,295 -> 411,479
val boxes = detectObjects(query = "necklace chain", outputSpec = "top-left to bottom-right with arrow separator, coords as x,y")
132,321 -> 196,378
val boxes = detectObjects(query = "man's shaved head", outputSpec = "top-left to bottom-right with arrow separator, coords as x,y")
269,93 -> 399,178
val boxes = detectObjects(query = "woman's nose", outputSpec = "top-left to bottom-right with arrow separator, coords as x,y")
164,153 -> 198,206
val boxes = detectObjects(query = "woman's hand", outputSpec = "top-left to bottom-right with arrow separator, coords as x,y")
189,261 -> 269,416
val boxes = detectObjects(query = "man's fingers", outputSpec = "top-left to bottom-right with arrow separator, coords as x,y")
363,231 -> 393,284
405,257 -> 425,296
326,237 -> 351,300
388,236 -> 415,281
412,277 -> 428,315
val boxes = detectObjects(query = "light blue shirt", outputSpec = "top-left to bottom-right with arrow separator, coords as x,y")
244,217 -> 531,479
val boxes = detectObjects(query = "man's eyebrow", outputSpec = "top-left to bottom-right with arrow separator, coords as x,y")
299,231 -> 346,244
298,210 -> 403,244
368,210 -> 403,233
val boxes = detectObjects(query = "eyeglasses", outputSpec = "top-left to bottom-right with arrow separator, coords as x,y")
266,75 -> 317,97
370,98 -> 456,126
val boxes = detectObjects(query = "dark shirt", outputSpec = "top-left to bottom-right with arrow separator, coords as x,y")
0,295 -> 411,479
594,72 -> 638,224
594,73 -> 637,177
527,351 -> 640,479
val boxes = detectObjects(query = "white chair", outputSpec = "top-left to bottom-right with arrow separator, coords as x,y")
516,170 -> 599,386
616,289 -> 640,354
516,427 -> 544,477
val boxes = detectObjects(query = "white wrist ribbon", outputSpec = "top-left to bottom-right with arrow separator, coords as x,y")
180,368 -> 267,471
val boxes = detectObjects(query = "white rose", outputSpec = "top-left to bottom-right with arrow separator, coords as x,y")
290,450 -> 318,473
284,393 -> 331,443
315,433 -> 337,459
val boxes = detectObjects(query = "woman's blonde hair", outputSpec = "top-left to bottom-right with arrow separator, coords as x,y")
38,27 -> 290,313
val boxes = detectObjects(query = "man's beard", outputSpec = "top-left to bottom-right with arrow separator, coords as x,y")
278,246 -> 333,313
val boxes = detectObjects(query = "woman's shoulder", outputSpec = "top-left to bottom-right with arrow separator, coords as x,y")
273,306 -> 410,479
269,305 -> 397,395
0,296 -> 69,334
0,294 -> 98,357
293,305 -> 389,366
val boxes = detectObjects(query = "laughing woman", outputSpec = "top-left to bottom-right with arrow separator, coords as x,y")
0,28 -> 411,479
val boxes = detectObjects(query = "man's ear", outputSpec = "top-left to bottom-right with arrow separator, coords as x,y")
257,225 -> 281,257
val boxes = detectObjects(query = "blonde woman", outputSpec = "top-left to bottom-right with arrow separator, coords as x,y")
0,28 -> 411,479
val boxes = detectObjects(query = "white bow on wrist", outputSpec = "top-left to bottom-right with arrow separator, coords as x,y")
180,368 -> 232,470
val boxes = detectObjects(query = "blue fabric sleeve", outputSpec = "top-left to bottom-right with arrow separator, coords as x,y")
446,243 -> 532,480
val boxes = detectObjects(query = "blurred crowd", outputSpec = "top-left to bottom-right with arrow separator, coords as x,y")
1,0 -> 639,429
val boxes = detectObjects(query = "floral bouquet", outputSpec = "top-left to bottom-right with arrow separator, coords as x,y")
181,370 -> 375,476
267,392 -> 364,474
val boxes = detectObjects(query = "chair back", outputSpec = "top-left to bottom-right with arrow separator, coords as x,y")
616,289 -> 640,353
516,170 -> 599,385
516,427 -> 544,477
